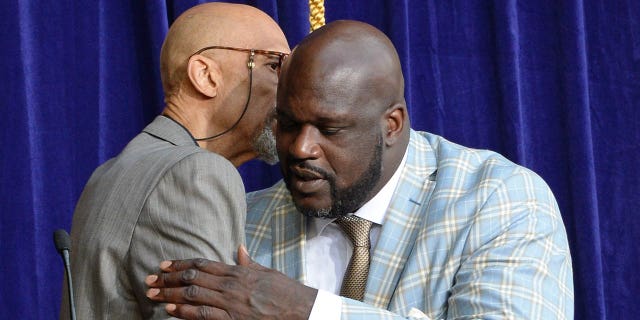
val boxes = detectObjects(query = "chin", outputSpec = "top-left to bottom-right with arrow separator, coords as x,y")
291,195 -> 334,218
295,205 -> 333,218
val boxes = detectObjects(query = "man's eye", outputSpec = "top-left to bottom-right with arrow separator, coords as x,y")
320,128 -> 341,136
267,62 -> 279,71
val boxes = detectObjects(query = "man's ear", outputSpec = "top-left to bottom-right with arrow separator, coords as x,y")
382,104 -> 407,146
186,55 -> 221,98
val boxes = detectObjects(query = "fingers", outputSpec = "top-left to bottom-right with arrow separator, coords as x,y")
165,304 -> 231,320
159,258 -> 217,272
146,267 -> 223,290
145,260 -> 249,303
146,284 -> 225,306
148,259 -> 234,288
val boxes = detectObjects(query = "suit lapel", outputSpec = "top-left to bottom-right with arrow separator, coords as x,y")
364,130 -> 437,309
271,202 -> 307,283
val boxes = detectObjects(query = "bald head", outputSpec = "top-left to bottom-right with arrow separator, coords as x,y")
159,3 -> 289,166
160,2 -> 288,95
280,20 -> 405,114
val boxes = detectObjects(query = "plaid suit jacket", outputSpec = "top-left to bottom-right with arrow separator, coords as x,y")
246,130 -> 574,319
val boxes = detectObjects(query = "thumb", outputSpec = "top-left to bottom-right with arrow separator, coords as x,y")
237,244 -> 252,266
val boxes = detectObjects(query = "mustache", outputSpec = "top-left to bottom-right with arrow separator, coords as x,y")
289,160 -> 333,181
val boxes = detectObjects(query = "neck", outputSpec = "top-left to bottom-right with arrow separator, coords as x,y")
198,136 -> 257,167
162,105 -> 255,168
375,129 -> 410,194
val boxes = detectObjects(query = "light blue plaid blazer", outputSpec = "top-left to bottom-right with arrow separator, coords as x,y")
246,130 -> 574,319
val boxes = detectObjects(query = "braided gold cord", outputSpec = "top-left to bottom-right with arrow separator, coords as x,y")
309,0 -> 325,32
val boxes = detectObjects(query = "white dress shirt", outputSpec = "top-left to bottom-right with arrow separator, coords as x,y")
306,152 -> 407,319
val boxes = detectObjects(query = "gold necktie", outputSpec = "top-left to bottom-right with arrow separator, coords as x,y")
336,215 -> 373,301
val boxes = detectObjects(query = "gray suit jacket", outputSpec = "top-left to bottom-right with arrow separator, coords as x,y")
60,116 -> 246,319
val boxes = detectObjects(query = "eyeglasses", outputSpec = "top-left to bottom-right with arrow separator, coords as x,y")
190,45 -> 289,75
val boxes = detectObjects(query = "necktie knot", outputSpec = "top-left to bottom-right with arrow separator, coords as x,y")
335,215 -> 372,247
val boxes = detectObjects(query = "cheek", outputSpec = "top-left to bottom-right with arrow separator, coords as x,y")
328,137 -> 377,186
246,79 -> 277,121
254,75 -> 278,99
330,155 -> 362,187
247,80 -> 278,128
322,143 -> 358,177
254,88 -> 276,111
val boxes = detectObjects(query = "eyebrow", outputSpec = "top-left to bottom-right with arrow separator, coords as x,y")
276,109 -> 351,126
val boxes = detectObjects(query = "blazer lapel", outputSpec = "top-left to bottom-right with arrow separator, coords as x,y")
271,202 -> 308,283
364,130 -> 437,309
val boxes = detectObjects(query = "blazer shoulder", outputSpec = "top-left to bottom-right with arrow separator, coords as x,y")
170,149 -> 240,177
412,130 -> 557,219
415,130 -> 540,180
139,148 -> 244,208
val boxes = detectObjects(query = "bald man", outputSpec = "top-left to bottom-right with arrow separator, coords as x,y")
146,20 -> 573,319
61,3 -> 289,319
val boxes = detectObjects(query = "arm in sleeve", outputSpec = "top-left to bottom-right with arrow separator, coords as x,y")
127,151 -> 247,319
446,171 -> 574,319
339,171 -> 573,319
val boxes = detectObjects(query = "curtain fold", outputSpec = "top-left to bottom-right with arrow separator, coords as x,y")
1,0 -> 637,318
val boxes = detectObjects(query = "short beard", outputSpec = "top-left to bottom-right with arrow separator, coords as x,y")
252,123 -> 278,165
294,136 -> 383,219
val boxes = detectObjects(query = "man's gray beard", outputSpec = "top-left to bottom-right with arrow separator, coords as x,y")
252,124 -> 278,165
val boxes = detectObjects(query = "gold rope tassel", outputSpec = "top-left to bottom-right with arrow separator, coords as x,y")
309,0 -> 325,32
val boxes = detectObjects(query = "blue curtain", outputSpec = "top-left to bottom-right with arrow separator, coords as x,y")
1,0 -> 638,318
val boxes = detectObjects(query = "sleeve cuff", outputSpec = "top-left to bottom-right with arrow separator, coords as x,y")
308,289 -> 342,320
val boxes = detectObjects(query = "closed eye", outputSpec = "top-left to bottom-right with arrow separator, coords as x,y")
319,127 -> 343,136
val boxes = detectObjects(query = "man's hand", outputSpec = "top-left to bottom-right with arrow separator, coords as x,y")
145,246 -> 318,320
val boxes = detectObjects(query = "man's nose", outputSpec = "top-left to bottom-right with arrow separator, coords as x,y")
288,125 -> 322,160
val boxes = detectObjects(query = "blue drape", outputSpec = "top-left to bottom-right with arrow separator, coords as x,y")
1,1 -> 638,318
